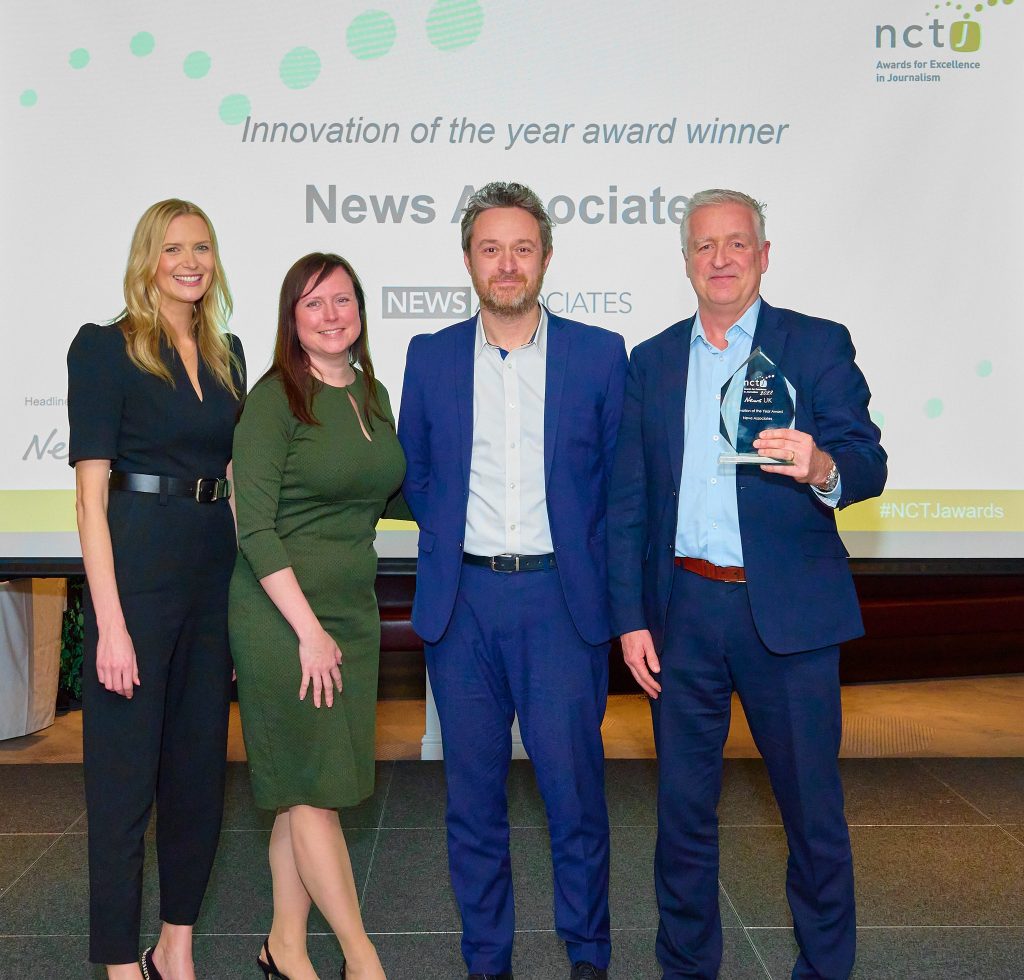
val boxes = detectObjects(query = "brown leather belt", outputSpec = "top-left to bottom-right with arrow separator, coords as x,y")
675,556 -> 746,583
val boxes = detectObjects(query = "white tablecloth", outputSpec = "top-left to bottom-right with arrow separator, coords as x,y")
0,578 -> 67,740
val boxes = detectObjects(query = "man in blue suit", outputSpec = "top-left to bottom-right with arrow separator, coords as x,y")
399,181 -> 627,980
607,189 -> 886,980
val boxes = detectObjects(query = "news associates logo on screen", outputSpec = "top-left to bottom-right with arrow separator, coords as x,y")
380,288 -> 632,320
381,287 -> 473,320
873,0 -> 1015,83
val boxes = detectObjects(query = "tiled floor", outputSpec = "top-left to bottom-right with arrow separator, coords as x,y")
2,757 -> 1024,978
2,677 -> 1024,977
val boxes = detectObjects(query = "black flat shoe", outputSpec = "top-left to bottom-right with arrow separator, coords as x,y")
257,937 -> 290,979
140,947 -> 163,980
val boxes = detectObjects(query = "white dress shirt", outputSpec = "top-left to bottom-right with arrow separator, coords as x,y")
464,307 -> 553,556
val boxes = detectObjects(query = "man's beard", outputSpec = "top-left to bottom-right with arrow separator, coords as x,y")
473,272 -> 544,318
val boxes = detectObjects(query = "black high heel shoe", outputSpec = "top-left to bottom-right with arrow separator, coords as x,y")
256,937 -> 290,979
140,946 -> 164,980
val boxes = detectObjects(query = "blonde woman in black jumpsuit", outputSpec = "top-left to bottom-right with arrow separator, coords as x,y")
67,199 -> 245,980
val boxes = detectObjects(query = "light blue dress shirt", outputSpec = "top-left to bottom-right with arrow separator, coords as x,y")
675,299 -> 840,567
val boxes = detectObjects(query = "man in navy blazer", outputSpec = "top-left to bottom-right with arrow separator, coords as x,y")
399,181 -> 627,980
607,189 -> 886,979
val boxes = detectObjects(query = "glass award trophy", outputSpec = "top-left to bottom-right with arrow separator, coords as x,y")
718,347 -> 797,465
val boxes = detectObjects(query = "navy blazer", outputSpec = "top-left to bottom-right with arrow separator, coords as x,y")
607,300 -> 887,655
398,310 -> 628,646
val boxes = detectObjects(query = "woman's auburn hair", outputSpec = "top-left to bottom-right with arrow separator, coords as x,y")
265,252 -> 390,431
115,198 -> 240,398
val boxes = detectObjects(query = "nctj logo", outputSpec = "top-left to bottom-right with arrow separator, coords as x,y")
876,0 -> 1017,54
381,286 -> 472,319
875,17 -> 981,52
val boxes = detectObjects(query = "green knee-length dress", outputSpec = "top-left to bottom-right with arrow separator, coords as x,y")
229,372 -> 406,810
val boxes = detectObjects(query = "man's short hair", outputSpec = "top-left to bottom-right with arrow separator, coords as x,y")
680,189 -> 767,254
460,181 -> 553,257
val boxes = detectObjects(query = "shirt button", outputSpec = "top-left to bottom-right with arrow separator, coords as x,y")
509,403 -> 516,409
506,362 -> 514,370
510,442 -> 517,449
510,523 -> 517,530
712,522 -> 718,529
509,482 -> 516,489
711,478 -> 717,485
713,435 -> 719,442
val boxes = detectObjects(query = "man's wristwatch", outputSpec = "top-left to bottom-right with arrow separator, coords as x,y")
814,456 -> 840,494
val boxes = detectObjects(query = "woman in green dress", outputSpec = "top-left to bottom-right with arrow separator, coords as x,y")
229,253 -> 405,980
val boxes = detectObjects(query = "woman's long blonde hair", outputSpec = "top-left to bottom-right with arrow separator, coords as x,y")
115,199 -> 240,396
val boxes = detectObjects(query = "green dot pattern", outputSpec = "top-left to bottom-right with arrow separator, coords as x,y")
183,51 -> 211,79
219,93 -> 251,125
20,89 -> 38,107
69,48 -> 90,70
924,398 -> 944,419
280,46 -> 321,89
976,359 -> 993,377
347,10 -> 398,59
130,32 -> 155,57
426,0 -> 485,51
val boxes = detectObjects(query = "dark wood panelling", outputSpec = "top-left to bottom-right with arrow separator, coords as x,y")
375,570 -> 1024,698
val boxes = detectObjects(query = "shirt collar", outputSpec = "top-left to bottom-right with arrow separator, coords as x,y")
475,305 -> 548,359
690,296 -> 761,350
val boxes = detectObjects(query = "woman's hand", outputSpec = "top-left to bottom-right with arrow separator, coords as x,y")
297,626 -> 343,708
96,622 -> 140,699
75,459 -> 138,699
256,567 -> 344,707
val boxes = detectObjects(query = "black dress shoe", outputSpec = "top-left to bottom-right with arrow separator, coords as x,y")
570,963 -> 607,980
140,947 -> 163,980
257,937 -> 290,979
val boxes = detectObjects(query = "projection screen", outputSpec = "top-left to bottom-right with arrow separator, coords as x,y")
2,0 -> 1021,562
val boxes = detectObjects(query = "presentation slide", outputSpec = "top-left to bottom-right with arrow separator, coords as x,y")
2,0 -> 1021,562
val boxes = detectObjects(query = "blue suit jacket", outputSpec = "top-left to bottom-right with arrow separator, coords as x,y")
398,310 -> 628,646
607,300 -> 887,655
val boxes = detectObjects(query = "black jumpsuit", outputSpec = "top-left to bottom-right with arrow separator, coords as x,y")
67,322 -> 245,965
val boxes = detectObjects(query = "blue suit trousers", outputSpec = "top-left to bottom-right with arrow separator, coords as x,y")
426,562 -> 611,974
653,566 -> 855,980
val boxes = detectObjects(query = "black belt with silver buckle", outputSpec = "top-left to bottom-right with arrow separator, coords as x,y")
108,471 -> 232,503
463,552 -> 557,573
